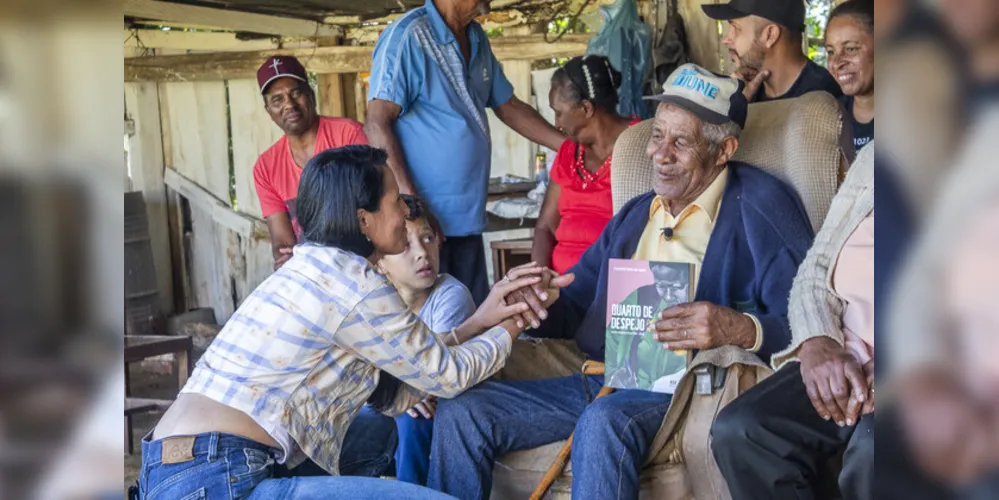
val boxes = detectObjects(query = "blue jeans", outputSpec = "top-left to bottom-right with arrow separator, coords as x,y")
395,414 -> 435,485
138,407 -> 420,499
427,375 -> 671,500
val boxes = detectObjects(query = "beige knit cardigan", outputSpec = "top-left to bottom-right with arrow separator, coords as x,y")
772,144 -> 875,370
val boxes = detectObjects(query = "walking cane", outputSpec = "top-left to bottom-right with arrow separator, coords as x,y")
530,361 -> 615,500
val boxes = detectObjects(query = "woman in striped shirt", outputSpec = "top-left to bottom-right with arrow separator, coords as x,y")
138,145 -> 573,500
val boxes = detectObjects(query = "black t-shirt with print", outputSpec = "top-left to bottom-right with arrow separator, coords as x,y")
754,59 -> 843,103
839,95 -> 875,151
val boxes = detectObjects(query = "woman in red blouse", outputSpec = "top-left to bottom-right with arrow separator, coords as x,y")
532,55 -> 641,274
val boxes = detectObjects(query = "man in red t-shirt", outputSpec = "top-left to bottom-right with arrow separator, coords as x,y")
252,55 -> 368,269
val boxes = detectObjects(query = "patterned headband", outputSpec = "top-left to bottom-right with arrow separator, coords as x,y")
581,63 -> 595,100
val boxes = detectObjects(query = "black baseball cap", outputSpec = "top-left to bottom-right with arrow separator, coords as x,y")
702,0 -> 806,32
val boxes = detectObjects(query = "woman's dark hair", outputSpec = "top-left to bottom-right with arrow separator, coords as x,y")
551,55 -> 623,114
400,194 -> 443,236
296,145 -> 389,256
828,0 -> 874,34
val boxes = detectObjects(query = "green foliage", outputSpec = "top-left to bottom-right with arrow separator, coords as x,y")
547,16 -> 590,35
806,0 -> 832,67
531,16 -> 592,70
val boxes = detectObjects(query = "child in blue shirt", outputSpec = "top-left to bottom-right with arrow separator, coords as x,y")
376,194 -> 476,485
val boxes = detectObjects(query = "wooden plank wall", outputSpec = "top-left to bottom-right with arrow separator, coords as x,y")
486,60 -> 536,180
228,78 -> 284,219
125,82 -> 174,314
160,82 -> 233,204
680,0 -> 729,74
152,78 -> 277,323
487,26 -> 538,180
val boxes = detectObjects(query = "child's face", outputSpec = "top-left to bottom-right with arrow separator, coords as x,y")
378,218 -> 441,292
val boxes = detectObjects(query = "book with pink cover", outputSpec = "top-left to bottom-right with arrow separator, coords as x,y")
604,258 -> 693,394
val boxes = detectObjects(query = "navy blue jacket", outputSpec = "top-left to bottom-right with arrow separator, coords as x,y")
530,164 -> 815,364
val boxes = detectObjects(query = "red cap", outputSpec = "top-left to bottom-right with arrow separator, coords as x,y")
257,55 -> 308,94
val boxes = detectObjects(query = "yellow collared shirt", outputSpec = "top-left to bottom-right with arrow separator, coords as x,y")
632,167 -> 763,351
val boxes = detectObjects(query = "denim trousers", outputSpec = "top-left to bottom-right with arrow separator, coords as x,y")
395,414 -> 434,485
137,406 -> 446,500
427,374 -> 672,500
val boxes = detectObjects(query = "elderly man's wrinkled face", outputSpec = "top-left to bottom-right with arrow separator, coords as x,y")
646,104 -> 721,201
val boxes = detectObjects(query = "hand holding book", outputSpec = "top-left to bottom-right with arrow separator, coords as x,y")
653,301 -> 757,352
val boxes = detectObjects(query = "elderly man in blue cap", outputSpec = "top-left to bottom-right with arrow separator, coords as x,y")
426,64 -> 815,499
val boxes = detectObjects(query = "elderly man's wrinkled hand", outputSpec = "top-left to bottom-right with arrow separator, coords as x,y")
798,337 -> 867,427
470,264 -> 545,331
654,301 -> 756,351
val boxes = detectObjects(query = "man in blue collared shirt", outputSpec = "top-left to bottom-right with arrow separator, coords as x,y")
366,0 -> 565,304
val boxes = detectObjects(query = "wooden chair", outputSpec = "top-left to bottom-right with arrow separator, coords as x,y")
530,361 -> 613,500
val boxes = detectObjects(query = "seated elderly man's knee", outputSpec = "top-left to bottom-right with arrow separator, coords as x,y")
575,396 -> 631,435
574,391 -> 670,448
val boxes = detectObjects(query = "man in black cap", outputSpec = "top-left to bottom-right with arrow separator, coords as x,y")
704,0 -> 842,102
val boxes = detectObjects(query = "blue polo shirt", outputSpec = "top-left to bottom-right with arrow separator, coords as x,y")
368,0 -> 514,237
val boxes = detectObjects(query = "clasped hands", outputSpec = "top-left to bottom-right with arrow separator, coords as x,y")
493,262 -> 575,330
797,337 -> 875,427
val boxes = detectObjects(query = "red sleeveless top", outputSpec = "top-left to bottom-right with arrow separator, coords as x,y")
549,118 -> 640,274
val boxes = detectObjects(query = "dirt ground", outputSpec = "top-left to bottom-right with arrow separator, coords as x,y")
124,369 -> 178,492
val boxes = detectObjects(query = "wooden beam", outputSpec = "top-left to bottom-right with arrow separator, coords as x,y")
126,45 -> 373,81
164,167 -> 266,238
124,0 -> 343,38
125,33 -> 593,82
124,29 -> 325,54
318,74 -> 346,117
125,30 -> 279,52
341,73 -> 361,122
489,34 -> 592,61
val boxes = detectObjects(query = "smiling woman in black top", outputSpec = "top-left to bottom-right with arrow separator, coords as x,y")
826,0 -> 875,151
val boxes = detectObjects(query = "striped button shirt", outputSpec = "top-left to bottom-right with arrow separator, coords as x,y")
181,244 -> 512,474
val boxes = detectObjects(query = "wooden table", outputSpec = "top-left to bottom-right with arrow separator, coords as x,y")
490,238 -> 534,282
487,180 -> 536,202
124,334 -> 193,454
